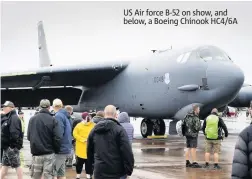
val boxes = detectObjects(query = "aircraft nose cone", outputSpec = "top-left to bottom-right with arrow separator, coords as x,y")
207,62 -> 244,90
206,62 -> 244,106
228,64 -> 244,88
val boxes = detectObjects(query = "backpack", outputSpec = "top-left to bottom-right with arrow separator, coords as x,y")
179,117 -> 186,137
181,120 -> 186,136
205,115 -> 219,139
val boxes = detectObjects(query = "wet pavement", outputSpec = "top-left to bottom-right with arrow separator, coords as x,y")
5,134 -> 238,179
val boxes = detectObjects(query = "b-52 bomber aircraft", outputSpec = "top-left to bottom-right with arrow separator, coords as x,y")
1,21 -> 244,138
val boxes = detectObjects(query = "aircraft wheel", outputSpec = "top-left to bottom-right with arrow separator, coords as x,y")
140,118 -> 153,138
153,119 -> 166,136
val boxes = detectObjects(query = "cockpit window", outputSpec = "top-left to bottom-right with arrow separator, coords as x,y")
198,47 -> 232,62
198,49 -> 213,61
176,52 -> 191,64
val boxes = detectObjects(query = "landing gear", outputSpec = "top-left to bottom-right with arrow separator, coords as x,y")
153,119 -> 166,136
140,118 -> 153,138
140,118 -> 166,138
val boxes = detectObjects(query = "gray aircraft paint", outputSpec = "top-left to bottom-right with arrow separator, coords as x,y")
74,46 -> 244,120
229,85 -> 252,108
1,22 -> 245,123
38,21 -> 52,67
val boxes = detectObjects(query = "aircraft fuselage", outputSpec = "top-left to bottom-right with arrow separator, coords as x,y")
74,45 -> 244,120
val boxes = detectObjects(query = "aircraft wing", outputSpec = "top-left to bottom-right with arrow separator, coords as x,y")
1,62 -> 128,107
1,62 -> 128,89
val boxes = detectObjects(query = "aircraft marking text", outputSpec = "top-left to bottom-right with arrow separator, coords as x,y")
154,76 -> 164,83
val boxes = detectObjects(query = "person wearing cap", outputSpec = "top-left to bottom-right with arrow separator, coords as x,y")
1,101 -> 23,179
52,98 -> 72,179
87,105 -> 134,179
73,112 -> 95,179
27,99 -> 61,179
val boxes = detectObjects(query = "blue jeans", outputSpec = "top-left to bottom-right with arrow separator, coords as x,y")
120,175 -> 127,179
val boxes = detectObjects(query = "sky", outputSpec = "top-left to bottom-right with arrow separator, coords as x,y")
1,1 -> 252,83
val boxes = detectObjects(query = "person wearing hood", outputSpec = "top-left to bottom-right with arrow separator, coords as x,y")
118,112 -> 134,179
118,112 -> 134,145
92,111 -> 105,124
53,99 -> 72,179
73,112 -> 95,179
202,108 -> 228,169
231,121 -> 252,178
87,105 -> 134,179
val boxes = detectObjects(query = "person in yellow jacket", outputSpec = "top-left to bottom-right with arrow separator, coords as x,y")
73,112 -> 95,179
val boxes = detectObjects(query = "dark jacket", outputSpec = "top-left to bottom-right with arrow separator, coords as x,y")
1,114 -> 7,125
87,118 -> 134,179
1,110 -> 23,150
182,112 -> 201,138
202,112 -> 228,140
66,112 -> 73,128
231,125 -> 252,179
72,118 -> 82,134
92,116 -> 104,124
54,109 -> 72,154
71,116 -> 82,144
27,108 -> 61,156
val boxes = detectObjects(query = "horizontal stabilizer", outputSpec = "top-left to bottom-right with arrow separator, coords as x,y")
178,84 -> 199,91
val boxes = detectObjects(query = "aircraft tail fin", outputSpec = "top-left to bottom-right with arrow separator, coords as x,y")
38,21 -> 52,67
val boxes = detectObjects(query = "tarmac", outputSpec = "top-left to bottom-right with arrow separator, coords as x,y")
4,134 -> 239,179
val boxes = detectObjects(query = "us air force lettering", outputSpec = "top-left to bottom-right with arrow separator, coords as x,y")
123,8 -> 238,26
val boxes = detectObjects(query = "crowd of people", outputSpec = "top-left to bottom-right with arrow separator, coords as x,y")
2,99 -> 252,178
0,99 -> 134,179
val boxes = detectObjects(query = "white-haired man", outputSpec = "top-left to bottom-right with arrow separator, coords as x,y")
53,99 -> 72,179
